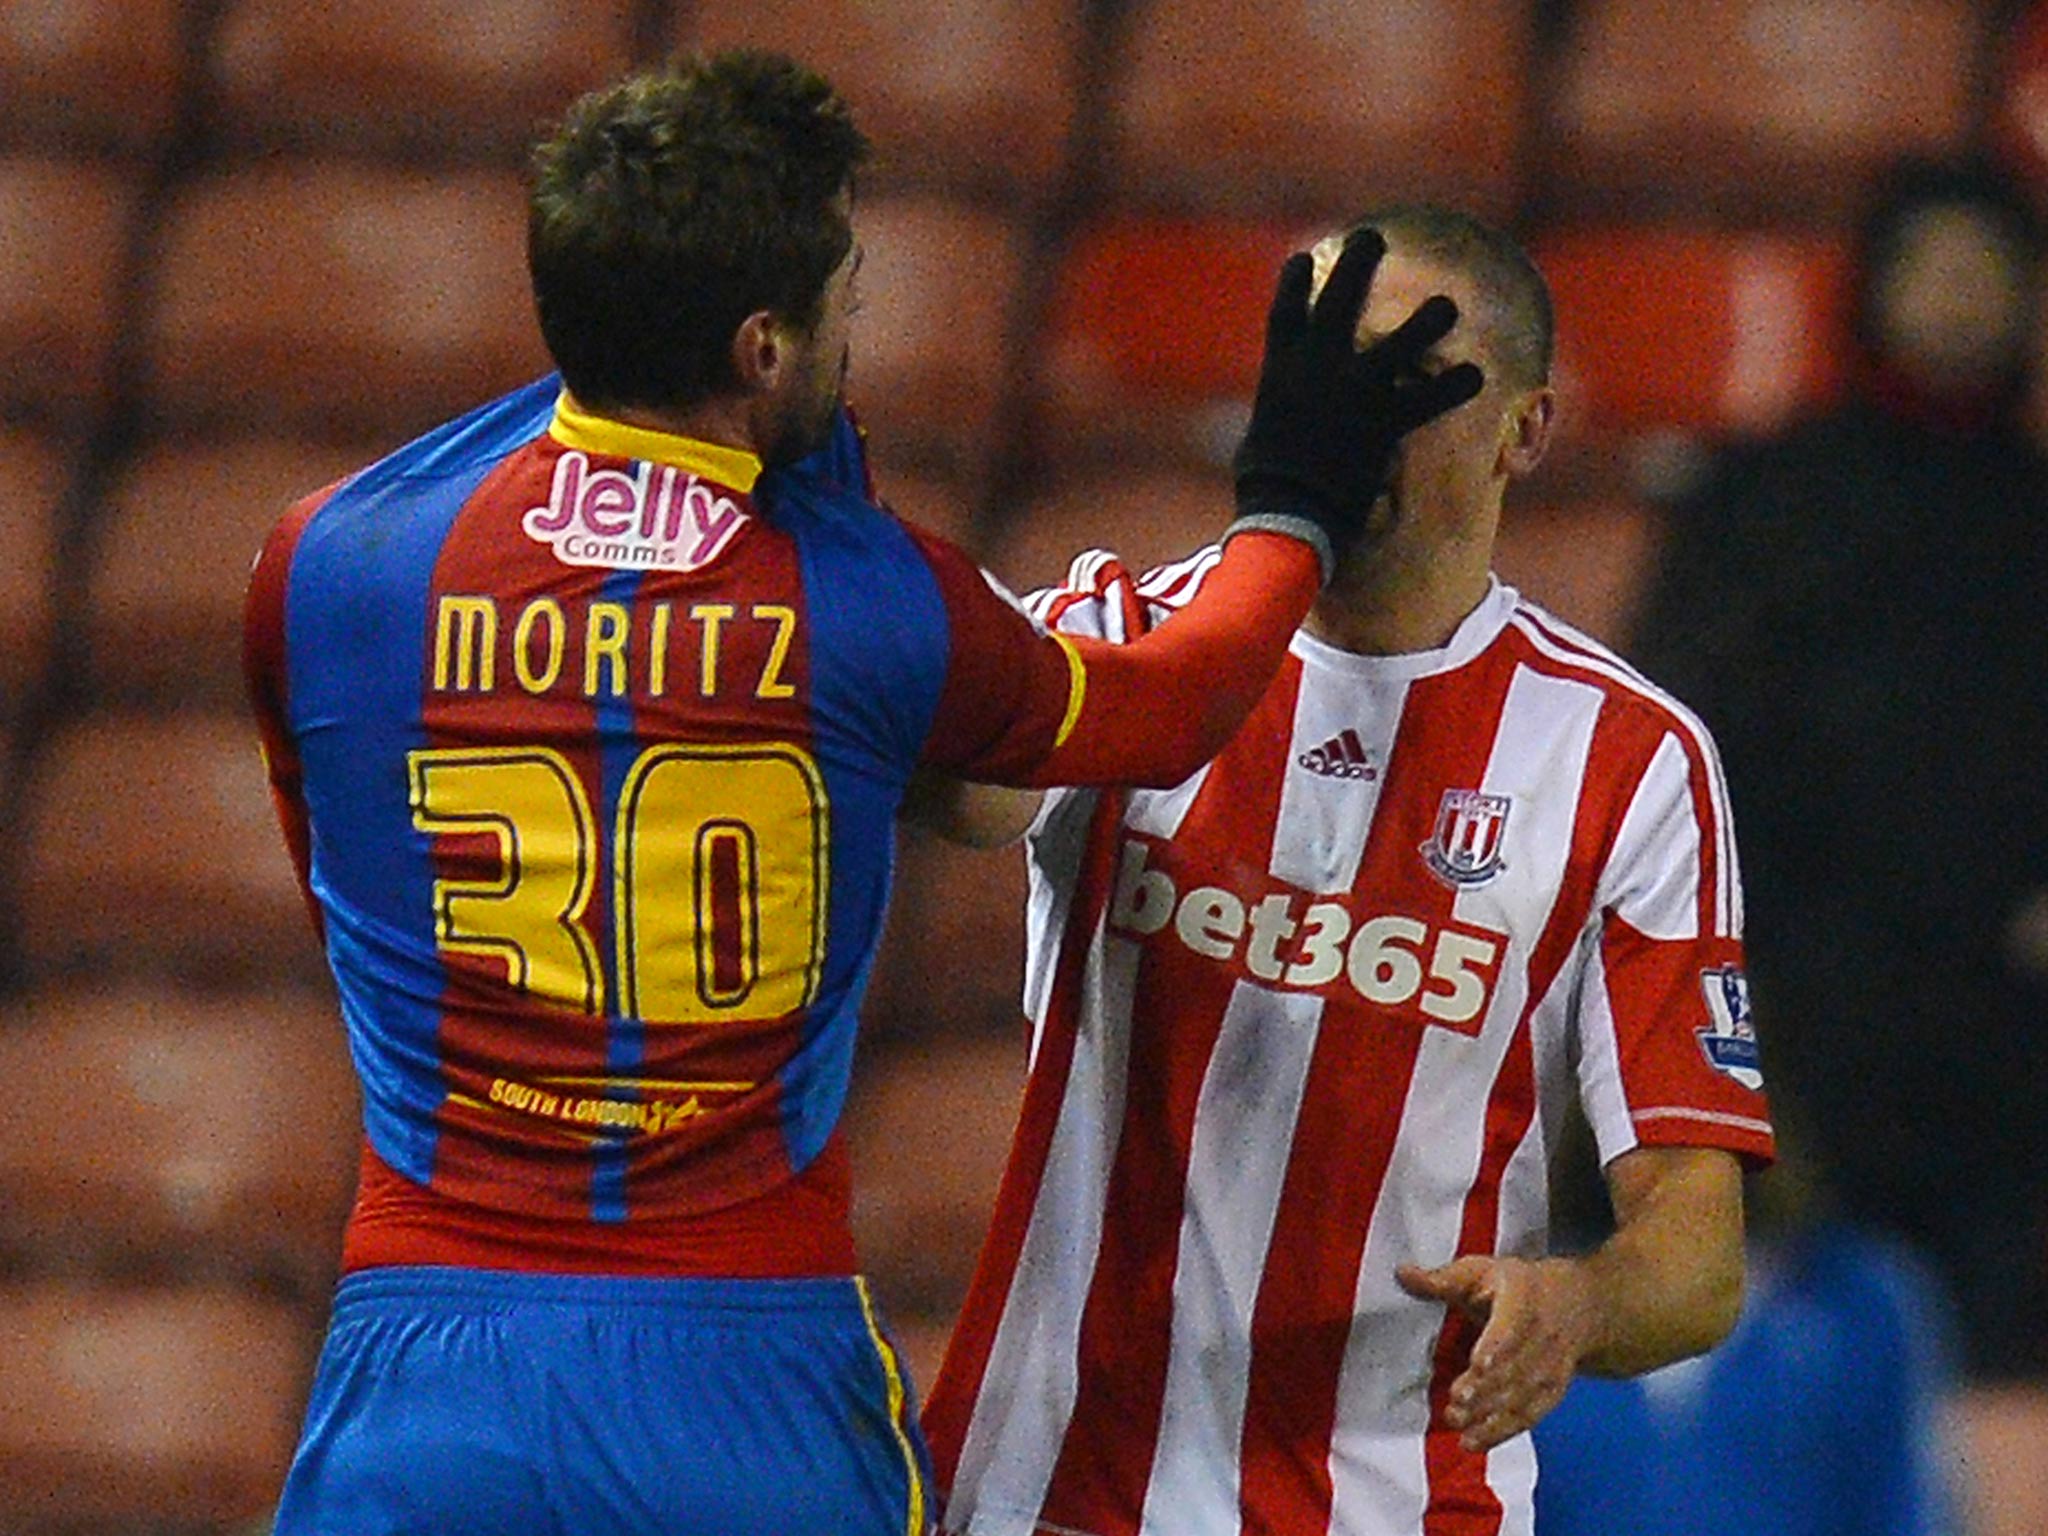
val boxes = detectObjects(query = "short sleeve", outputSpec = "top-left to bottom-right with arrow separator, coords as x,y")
1573,724 -> 1776,1167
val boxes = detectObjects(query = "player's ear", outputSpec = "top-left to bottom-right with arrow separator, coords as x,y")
730,309 -> 788,395
1498,385 -> 1556,480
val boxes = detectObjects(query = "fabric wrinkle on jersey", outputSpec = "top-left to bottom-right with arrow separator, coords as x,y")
921,548 -> 1776,1536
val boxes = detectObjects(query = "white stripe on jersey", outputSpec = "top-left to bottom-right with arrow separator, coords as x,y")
1507,606 -> 1740,938
1325,665 -> 1601,1536
1270,668 -> 1408,895
948,934 -> 1143,1536
1138,982 -> 1323,1536
1606,732 -> 1705,942
1632,1105 -> 1776,1137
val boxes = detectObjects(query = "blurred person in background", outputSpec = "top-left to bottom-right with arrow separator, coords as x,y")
1631,158 -> 2048,1517
1533,1106 -> 1960,1536
918,206 -> 1773,1536
240,50 -> 1478,1536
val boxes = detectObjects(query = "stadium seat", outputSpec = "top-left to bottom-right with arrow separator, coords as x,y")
683,0 -> 1082,196
0,984 -> 357,1284
210,0 -> 633,160
846,196 -> 1023,477
1494,498 -> 1660,651
18,709 -> 321,983
89,435 -> 371,705
846,1033 -> 1027,1310
873,467 -> 980,554
0,0 -> 183,158
145,164 -> 548,439
0,427 -> 63,708
1534,225 -> 1851,460
0,1280 -> 307,1526
1110,0 -> 1532,218
986,469 -> 1229,596
1550,0 -> 1976,221
0,156 -> 140,424
1993,1 -> 2048,204
1037,218 -> 1301,463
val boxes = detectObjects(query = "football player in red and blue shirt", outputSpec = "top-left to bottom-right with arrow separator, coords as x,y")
244,53 -> 1482,1536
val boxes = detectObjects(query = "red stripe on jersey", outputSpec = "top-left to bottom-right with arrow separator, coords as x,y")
1037,662 -> 1306,1536
1416,634 -> 1658,1534
922,787 -> 1128,1490
1235,650 -> 1523,1535
341,1134 -> 856,1275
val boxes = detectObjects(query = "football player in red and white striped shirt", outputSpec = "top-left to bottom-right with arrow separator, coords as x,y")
919,206 -> 1775,1536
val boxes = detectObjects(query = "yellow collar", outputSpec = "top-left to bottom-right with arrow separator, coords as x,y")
548,392 -> 762,493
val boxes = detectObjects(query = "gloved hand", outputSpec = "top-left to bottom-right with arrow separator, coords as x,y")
1228,228 -> 1485,582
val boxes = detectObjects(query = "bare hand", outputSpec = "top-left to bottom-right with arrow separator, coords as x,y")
1395,1255 -> 1598,1452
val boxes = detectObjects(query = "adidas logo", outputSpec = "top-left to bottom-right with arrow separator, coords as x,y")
1298,729 -> 1378,780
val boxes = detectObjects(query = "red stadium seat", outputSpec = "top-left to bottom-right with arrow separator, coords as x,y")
847,196 -> 1023,477
1038,218 -> 1303,462
987,469 -> 1228,597
683,0 -> 1082,196
846,1033 -> 1027,1309
0,1281 -> 308,1526
0,426 -> 63,704
19,709 -> 321,982
0,0 -> 183,157
1494,498 -> 1660,651
0,156 -> 140,424
210,0 -> 633,160
0,984 -> 358,1283
146,164 -> 548,438
1551,0 -> 1977,221
1994,2 -> 2048,205
1110,0 -> 1532,218
1535,225 -> 1851,451
89,435 -> 372,705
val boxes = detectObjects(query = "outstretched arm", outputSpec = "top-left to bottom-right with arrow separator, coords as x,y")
1396,1144 -> 1745,1452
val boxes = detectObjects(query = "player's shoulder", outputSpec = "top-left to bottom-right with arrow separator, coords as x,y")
1500,591 -> 1723,755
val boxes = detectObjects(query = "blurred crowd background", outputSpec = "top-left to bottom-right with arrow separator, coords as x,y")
2,0 -> 2047,1531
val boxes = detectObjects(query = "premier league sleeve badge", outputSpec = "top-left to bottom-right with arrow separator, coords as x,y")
1696,966 -> 1765,1091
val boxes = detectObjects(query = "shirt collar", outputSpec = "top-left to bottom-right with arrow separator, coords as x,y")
547,391 -> 763,493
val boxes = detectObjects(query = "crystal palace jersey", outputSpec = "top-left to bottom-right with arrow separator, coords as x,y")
924,550 -> 1776,1536
243,379 -> 1113,1277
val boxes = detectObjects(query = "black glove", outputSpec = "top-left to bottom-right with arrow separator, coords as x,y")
1229,228 -> 1485,582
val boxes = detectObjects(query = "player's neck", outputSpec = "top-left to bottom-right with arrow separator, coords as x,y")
1305,535 -> 1495,657
593,395 -> 762,459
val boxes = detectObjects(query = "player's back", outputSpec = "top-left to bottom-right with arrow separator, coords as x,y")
249,378 -> 965,1272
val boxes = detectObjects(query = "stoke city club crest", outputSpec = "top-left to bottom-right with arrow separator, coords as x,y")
1421,789 -> 1512,889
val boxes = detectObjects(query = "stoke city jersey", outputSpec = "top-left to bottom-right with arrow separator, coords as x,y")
243,379 -> 1089,1276
924,549 -> 1776,1536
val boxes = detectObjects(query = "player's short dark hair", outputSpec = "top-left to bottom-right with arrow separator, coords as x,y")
528,52 -> 869,414
1350,204 -> 1554,391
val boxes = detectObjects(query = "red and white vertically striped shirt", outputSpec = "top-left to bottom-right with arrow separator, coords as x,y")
923,550 -> 1775,1536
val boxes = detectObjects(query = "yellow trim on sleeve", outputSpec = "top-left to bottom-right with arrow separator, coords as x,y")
854,1277 -> 926,1536
548,391 -> 762,492
1051,632 -> 1088,750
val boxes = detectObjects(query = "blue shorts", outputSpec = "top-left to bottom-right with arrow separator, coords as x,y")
274,1266 -> 933,1536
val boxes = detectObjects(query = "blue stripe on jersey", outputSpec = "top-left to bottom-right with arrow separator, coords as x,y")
285,377 -> 561,1184
592,563 -> 646,1224
766,450 -> 952,1171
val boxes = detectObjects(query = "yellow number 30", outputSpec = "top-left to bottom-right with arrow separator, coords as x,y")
408,743 -> 828,1024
